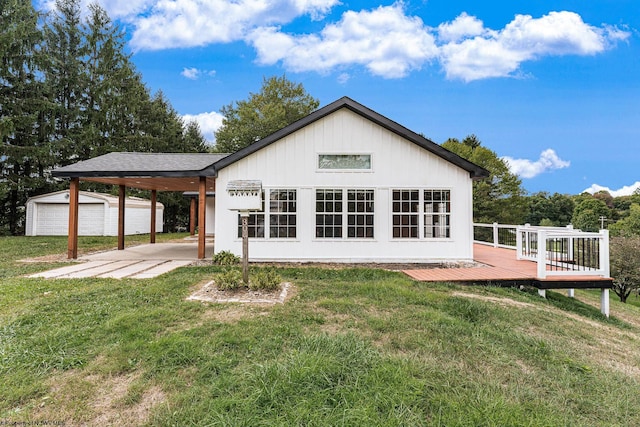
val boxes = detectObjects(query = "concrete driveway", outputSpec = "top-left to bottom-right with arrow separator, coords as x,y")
29,242 -> 213,280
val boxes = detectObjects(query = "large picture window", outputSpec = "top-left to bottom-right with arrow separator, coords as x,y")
316,189 -> 374,239
392,189 -> 451,239
238,189 -> 296,239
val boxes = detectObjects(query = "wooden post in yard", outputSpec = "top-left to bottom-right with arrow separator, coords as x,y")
150,189 -> 157,244
241,211 -> 249,285
67,178 -> 79,259
118,185 -> 125,250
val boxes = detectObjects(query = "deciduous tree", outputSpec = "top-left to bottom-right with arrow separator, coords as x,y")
571,197 -> 610,232
213,75 -> 319,153
610,236 -> 640,302
442,135 -> 527,224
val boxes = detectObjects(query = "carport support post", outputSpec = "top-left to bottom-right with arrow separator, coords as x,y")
67,177 -> 79,259
198,176 -> 206,259
241,211 -> 249,285
118,185 -> 125,250
150,190 -> 157,244
189,196 -> 196,236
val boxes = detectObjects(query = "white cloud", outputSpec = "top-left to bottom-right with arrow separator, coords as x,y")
181,67 -> 200,80
248,4 -> 439,78
128,0 -> 340,50
182,111 -> 224,143
37,1 -> 630,82
583,182 -> 640,198
502,149 -> 570,179
180,67 -> 216,80
439,11 -> 630,81
337,73 -> 350,84
437,12 -> 486,43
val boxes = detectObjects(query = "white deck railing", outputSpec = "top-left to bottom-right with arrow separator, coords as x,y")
473,223 -> 610,279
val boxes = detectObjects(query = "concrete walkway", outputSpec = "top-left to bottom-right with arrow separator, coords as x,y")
29,242 -> 212,280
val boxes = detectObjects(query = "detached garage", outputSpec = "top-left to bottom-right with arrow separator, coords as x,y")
25,190 -> 164,236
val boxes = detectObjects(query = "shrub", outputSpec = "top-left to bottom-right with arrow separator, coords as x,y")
249,269 -> 282,291
215,269 -> 243,291
212,250 -> 240,266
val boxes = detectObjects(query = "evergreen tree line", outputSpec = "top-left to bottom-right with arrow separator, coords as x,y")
0,0 -> 207,235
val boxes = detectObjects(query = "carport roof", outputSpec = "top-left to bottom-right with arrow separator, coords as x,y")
51,152 -> 229,192
52,152 -> 229,178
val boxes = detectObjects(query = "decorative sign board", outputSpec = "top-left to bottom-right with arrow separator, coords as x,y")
226,180 -> 262,211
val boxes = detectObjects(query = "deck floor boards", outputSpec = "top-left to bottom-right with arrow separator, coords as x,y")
403,244 -> 612,288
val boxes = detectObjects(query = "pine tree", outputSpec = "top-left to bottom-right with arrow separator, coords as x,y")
0,0 -> 54,235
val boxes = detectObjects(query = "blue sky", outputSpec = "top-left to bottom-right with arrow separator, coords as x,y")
37,0 -> 639,196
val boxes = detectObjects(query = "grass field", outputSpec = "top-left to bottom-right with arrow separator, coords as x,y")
1,235 -> 640,426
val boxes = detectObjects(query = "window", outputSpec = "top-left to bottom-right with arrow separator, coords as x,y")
270,189 -> 297,238
316,189 -> 343,238
318,154 -> 371,170
347,189 -> 374,238
237,189 -> 296,239
392,189 -> 451,239
316,189 -> 374,239
392,190 -> 419,238
424,190 -> 450,238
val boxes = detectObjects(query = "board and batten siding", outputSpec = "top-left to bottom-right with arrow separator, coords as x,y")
214,108 -> 474,262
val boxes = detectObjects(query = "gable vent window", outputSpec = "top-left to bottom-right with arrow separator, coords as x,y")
318,154 -> 371,170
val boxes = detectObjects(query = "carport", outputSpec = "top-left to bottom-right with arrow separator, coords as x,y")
52,152 -> 228,259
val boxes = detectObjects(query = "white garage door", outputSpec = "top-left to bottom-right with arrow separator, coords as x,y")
35,203 -> 105,236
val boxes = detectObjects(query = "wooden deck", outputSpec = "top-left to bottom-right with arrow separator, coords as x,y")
403,244 -> 613,289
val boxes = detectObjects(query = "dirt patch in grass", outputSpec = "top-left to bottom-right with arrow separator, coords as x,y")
31,367 -> 166,426
187,280 -> 295,304
451,291 -> 536,308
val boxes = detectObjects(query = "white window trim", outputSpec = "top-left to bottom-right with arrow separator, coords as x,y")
390,188 -> 453,241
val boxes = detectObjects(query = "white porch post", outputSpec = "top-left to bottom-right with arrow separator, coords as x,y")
492,222 -> 499,247
601,289 -> 610,317
537,229 -> 547,279
601,229 -> 610,277
516,226 -> 523,260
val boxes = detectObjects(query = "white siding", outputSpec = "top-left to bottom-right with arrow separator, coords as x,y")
215,108 -> 475,263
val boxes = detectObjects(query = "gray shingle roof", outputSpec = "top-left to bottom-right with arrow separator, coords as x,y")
52,152 -> 229,178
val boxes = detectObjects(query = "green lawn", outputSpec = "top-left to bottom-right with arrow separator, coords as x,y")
2,236 -> 640,426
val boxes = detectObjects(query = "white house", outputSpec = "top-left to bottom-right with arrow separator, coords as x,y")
25,190 -> 164,236
51,97 -> 487,261
212,97 -> 488,263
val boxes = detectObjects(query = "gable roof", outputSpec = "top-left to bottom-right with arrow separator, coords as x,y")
213,96 -> 489,179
